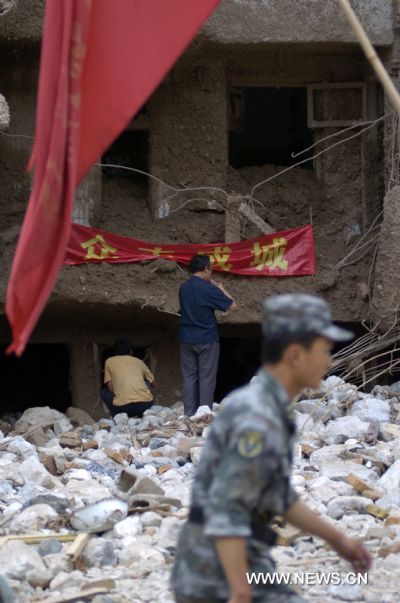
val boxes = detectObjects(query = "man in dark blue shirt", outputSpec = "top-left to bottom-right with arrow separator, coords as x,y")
179,255 -> 238,416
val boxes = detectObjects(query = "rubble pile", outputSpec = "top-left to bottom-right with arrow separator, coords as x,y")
0,377 -> 399,602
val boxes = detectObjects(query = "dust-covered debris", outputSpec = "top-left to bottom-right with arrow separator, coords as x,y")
0,381 -> 400,602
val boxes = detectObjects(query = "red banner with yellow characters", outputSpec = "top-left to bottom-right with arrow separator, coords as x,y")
65,223 -> 315,277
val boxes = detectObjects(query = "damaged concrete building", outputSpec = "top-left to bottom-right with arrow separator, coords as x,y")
0,0 -> 398,416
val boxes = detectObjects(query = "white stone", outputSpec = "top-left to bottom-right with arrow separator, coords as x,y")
348,397 -> 390,423
323,416 -> 370,445
294,399 -> 329,422
7,436 -> 35,456
0,540 -> 46,580
65,479 -> 112,506
307,476 -> 353,504
191,405 -> 214,419
0,452 -> 18,466
119,542 -> 165,566
62,468 -> 91,482
190,446 -> 202,465
113,413 -> 129,428
376,459 -> 400,508
141,511 -> 162,528
18,455 -> 59,489
9,503 -> 59,532
143,464 -> 158,477
70,499 -> 128,533
53,417 -> 74,435
113,515 -> 143,538
15,407 -> 65,433
329,582 -> 363,601
326,398 -> 346,419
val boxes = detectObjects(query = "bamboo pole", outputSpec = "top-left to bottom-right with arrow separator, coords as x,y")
337,0 -> 400,113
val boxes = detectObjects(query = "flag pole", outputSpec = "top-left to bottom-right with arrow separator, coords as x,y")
337,0 -> 400,113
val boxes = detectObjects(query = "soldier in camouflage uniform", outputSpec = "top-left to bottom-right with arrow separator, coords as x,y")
171,294 -> 372,603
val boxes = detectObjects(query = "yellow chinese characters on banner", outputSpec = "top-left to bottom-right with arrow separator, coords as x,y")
81,234 -> 118,260
68,223 -> 315,276
200,246 -> 233,271
250,238 -> 288,272
138,246 -> 175,258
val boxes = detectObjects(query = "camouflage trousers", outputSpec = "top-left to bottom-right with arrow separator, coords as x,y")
175,589 -> 307,603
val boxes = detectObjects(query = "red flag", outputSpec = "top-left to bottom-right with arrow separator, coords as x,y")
6,0 -> 221,355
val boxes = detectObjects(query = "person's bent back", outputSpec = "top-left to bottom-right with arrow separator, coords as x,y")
103,338 -> 155,418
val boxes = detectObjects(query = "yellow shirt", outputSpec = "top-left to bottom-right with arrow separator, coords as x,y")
104,355 -> 154,406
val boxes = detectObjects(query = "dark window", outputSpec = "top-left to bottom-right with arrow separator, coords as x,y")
101,130 -> 149,183
215,337 -> 261,402
229,87 -> 313,169
0,344 -> 71,414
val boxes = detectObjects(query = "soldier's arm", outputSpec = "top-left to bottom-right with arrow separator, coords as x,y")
214,538 -> 251,603
283,500 -> 372,571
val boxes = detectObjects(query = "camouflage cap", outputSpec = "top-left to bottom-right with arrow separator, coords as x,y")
262,294 -> 353,342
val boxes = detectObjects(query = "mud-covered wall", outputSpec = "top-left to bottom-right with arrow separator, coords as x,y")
0,0 -> 393,46
0,10 -> 389,409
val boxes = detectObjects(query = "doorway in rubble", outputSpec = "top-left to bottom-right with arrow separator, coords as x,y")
215,336 -> 261,402
0,344 -> 71,415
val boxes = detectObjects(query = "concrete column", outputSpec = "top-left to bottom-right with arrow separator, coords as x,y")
225,194 -> 241,243
69,341 -> 103,418
0,93 -> 10,130
149,61 -> 228,219
72,165 -> 102,227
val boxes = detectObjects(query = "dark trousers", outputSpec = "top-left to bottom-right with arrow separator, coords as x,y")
100,386 -> 152,418
180,342 -> 220,416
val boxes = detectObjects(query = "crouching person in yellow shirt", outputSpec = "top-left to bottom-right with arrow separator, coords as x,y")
101,338 -> 155,418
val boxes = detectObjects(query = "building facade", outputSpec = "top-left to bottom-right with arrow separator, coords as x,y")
0,0 -> 397,414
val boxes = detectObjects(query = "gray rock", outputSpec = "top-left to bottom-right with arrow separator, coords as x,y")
27,568 -> 52,588
294,399 -> 329,421
82,537 -> 118,568
21,493 -> 69,514
323,416 -> 370,445
348,397 -> 390,423
326,496 -> 371,519
131,476 -> 164,496
113,413 -> 129,429
144,405 -> 165,416
149,437 -> 170,449
38,539 -> 63,557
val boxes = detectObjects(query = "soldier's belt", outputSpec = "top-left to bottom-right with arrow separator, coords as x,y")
188,506 -> 277,546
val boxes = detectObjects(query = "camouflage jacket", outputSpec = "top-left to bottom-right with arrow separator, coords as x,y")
171,369 -> 299,599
